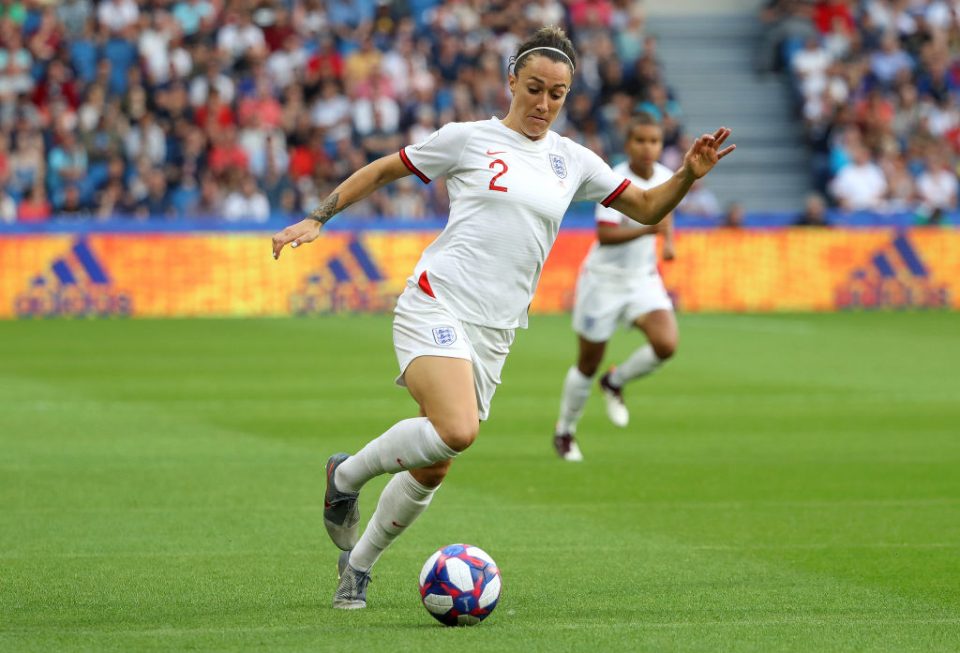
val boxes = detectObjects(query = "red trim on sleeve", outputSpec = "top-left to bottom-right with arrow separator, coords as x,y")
399,147 -> 431,184
601,179 -> 631,207
596,216 -> 622,225
418,270 -> 436,298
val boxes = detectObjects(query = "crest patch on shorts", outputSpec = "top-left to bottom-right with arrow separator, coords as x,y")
432,326 -> 457,346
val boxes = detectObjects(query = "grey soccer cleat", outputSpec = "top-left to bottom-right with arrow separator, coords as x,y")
324,454 -> 360,551
333,550 -> 371,609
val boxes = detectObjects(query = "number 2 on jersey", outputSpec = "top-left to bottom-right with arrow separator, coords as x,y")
488,159 -> 509,193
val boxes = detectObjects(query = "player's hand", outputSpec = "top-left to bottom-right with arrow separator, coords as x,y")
682,127 -> 735,180
662,241 -> 676,261
272,218 -> 322,260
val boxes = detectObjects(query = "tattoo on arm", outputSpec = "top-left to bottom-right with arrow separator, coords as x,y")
308,193 -> 341,225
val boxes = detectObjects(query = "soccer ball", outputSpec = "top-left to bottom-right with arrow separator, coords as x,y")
418,543 -> 502,626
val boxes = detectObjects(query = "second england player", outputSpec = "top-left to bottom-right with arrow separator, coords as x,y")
271,27 -> 734,610
554,112 -> 679,462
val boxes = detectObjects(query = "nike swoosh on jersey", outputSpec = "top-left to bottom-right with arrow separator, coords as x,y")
486,149 -> 507,156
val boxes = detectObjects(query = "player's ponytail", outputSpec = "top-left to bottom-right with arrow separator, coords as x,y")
510,26 -> 577,76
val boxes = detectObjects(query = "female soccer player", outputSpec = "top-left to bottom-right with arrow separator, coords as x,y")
271,26 -> 734,609
554,112 -> 679,462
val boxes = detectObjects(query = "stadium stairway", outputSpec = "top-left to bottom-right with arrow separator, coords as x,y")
647,9 -> 813,212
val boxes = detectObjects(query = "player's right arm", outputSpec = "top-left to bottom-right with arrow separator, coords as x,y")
271,153 -> 411,260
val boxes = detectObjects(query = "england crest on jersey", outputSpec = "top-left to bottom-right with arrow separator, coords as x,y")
432,326 -> 457,346
549,153 -> 567,179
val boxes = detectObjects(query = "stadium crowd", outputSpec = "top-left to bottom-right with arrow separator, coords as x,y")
763,0 -> 960,218
0,0 -> 685,223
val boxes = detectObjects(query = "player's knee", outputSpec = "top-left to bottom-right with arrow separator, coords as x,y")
410,459 -> 452,488
652,338 -> 677,360
436,419 -> 479,452
577,350 -> 604,377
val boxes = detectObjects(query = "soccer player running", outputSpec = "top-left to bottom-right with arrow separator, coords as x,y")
554,112 -> 680,462
271,26 -> 734,610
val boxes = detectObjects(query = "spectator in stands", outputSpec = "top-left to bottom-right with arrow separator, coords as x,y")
208,125 -> 249,177
95,177 -> 126,220
17,184 -> 51,223
190,64 -> 236,108
917,151 -> 958,214
172,0 -> 214,39
794,192 -> 830,226
239,113 -> 288,180
28,7 -> 64,66
57,0 -> 93,39
217,9 -> 266,67
267,33 -> 308,90
98,0 -> 139,35
756,0 -> 817,74
132,168 -> 175,219
194,170 -> 223,216
386,177 -> 427,220
830,145 -> 887,211
125,112 -> 166,167
722,202 -> 746,228
47,129 -> 88,204
0,28 -> 35,99
881,151 -> 916,211
311,80 -> 351,137
0,139 -> 9,191
223,172 -> 270,222
7,130 -> 45,197
59,184 -> 91,219
792,35 -> 833,105
869,32 -> 914,89
238,76 -> 283,130
195,87 -> 235,131
102,25 -> 138,97
0,186 -> 15,223
812,0 -> 855,36
678,180 -> 721,218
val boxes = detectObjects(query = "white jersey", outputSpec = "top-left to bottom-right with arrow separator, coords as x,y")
400,118 -> 629,329
582,161 -> 674,278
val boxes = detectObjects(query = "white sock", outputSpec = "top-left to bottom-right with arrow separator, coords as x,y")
556,366 -> 593,435
349,471 -> 438,572
335,417 -> 457,493
609,345 -> 662,387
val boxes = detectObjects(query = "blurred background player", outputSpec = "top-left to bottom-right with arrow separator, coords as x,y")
554,112 -> 679,462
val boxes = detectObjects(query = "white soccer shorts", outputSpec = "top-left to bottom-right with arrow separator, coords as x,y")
572,268 -> 673,343
393,282 -> 515,421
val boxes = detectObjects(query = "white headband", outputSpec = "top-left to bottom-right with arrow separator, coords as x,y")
512,46 -> 575,72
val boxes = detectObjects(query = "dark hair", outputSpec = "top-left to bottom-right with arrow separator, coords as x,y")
626,111 -> 662,137
511,26 -> 577,76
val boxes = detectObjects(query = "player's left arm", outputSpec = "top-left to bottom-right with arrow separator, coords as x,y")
611,128 -> 734,226
596,221 -> 661,245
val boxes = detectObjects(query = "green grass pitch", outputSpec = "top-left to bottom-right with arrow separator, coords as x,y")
1,313 -> 959,652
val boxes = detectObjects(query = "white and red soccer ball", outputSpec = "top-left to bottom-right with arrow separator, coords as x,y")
418,543 -> 502,626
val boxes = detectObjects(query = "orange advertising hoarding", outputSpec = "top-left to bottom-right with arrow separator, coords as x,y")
1,228 -> 955,319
